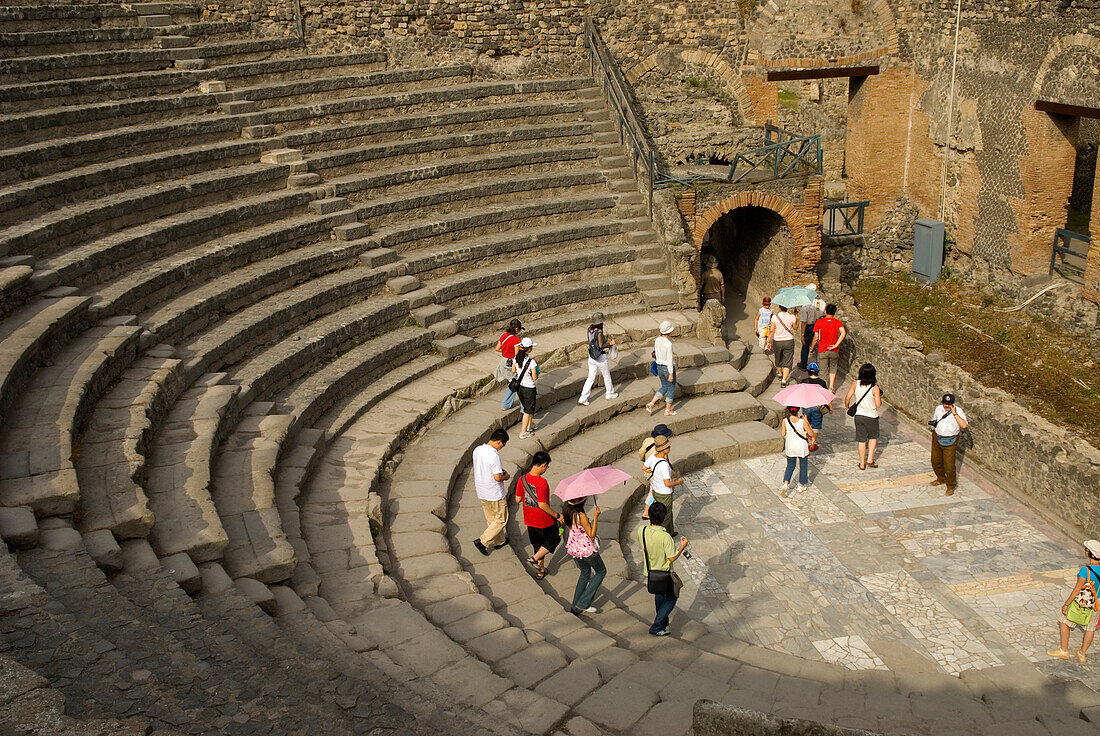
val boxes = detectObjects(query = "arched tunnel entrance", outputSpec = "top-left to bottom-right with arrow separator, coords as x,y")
700,205 -> 795,339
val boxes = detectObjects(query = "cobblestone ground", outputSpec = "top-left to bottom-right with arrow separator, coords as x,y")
670,402 -> 1098,690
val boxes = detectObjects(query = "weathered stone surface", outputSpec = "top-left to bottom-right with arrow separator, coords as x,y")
0,506 -> 36,549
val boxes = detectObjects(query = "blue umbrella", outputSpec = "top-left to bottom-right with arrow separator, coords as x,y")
772,286 -> 816,308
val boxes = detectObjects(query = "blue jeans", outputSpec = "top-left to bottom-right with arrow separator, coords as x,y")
502,386 -> 517,410
571,553 -> 606,612
656,365 -> 675,402
784,456 -> 808,485
805,406 -> 823,431
651,591 -> 677,634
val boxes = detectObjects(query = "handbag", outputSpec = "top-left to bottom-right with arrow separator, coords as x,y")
819,403 -> 832,415
641,525 -> 674,596
508,356 -> 532,394
1068,566 -> 1100,626
1067,600 -> 1094,627
649,361 -> 659,377
847,385 -> 874,418
565,524 -> 599,559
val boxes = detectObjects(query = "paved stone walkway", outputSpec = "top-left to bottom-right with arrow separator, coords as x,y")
667,399 -> 1098,691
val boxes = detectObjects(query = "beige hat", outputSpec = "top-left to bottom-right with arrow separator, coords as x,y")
1086,540 -> 1100,558
659,320 -> 675,335
653,435 -> 670,452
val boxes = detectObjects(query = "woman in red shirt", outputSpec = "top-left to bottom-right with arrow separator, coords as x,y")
496,318 -> 523,410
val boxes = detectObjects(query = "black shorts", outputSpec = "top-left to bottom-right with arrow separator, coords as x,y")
518,386 -> 537,414
854,415 -> 880,442
527,524 -> 560,554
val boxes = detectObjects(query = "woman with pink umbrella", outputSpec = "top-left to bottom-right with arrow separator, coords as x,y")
554,466 -> 632,616
773,381 -> 834,496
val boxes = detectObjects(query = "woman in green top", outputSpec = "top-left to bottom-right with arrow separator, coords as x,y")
637,502 -> 688,636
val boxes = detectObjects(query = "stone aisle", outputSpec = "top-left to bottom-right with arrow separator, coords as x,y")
666,400 -> 1098,691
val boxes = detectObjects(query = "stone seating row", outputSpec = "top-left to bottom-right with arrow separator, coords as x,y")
0,35 -> 304,83
0,2 -> 199,28
0,529 -> 498,736
0,20 -> 253,59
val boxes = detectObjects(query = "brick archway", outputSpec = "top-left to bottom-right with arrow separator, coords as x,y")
1032,33 -> 1100,98
693,190 -> 819,283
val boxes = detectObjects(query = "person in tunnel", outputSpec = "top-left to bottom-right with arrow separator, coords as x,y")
700,255 -> 725,307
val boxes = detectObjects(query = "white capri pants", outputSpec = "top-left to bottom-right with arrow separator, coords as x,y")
579,355 -> 615,403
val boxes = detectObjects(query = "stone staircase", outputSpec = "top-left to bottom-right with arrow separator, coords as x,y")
1,3 -> 1098,736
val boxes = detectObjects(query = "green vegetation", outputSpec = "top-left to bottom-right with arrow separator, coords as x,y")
854,275 -> 1100,446
777,88 -> 800,110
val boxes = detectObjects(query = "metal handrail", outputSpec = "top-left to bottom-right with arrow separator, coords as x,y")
727,134 -> 823,183
823,201 -> 869,236
764,120 -> 801,146
1050,227 -> 1090,278
583,18 -> 656,215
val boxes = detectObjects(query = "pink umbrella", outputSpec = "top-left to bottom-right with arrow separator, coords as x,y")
773,382 -> 836,408
553,466 -> 634,502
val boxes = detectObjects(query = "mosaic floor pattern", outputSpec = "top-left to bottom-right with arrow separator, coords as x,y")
671,404 -> 1096,687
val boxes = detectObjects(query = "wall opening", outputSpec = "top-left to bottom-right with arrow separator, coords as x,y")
1068,118 -> 1098,236
701,206 -> 794,334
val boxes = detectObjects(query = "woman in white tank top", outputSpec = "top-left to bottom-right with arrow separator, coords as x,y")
844,363 -> 883,470
779,406 -> 815,496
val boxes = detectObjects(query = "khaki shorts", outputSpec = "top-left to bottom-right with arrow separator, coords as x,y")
818,350 -> 839,376
1061,613 -> 1099,632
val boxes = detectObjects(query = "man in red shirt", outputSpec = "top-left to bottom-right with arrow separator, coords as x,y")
810,304 -> 846,391
516,450 -> 560,579
496,318 -> 523,410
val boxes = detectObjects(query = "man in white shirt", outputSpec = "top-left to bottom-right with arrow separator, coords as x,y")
473,428 -> 511,555
929,393 -> 969,496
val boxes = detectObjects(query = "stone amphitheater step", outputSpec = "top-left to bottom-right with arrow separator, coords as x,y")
0,86 -> 223,144
0,21 -> 251,58
166,34 -> 303,66
200,50 -> 387,87
90,208 -> 355,324
74,352 -> 182,541
259,77 -> 595,133
304,122 -> 598,181
1,162 -> 292,257
0,137 -> 267,225
212,408 -> 297,583
0,261 -> 33,313
329,145 -> 602,206
0,295 -> 91,427
0,113 -> 244,182
144,376 -> 236,563
232,62 -> 472,109
0,46 -> 175,83
35,185 -> 314,286
282,98 -> 588,154
427,246 -> 636,311
0,321 -> 141,517
0,3 -> 199,32
448,275 -> 640,337
340,193 -> 619,256
172,268 -> 400,382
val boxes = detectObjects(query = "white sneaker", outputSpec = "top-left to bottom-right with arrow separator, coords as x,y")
605,393 -> 618,400
519,431 -> 531,439
796,483 -> 808,495
578,399 -> 590,406
584,606 -> 597,613
779,482 -> 790,497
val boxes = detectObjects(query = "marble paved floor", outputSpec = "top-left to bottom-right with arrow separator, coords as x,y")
669,403 -> 1097,687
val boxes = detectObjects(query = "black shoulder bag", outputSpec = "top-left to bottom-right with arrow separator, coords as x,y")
642,525 -> 674,595
846,385 -> 874,417
507,355 -> 532,394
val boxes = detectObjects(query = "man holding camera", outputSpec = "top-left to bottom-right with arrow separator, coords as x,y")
929,393 -> 968,496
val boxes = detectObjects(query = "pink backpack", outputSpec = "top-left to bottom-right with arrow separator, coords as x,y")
565,524 -> 599,559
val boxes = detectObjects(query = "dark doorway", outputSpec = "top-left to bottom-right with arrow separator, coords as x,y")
701,205 -> 794,340
1068,118 -> 1098,236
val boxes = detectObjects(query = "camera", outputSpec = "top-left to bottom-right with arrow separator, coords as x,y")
927,420 -> 938,427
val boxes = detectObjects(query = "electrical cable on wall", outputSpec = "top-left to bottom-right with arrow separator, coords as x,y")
940,0 -> 963,222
